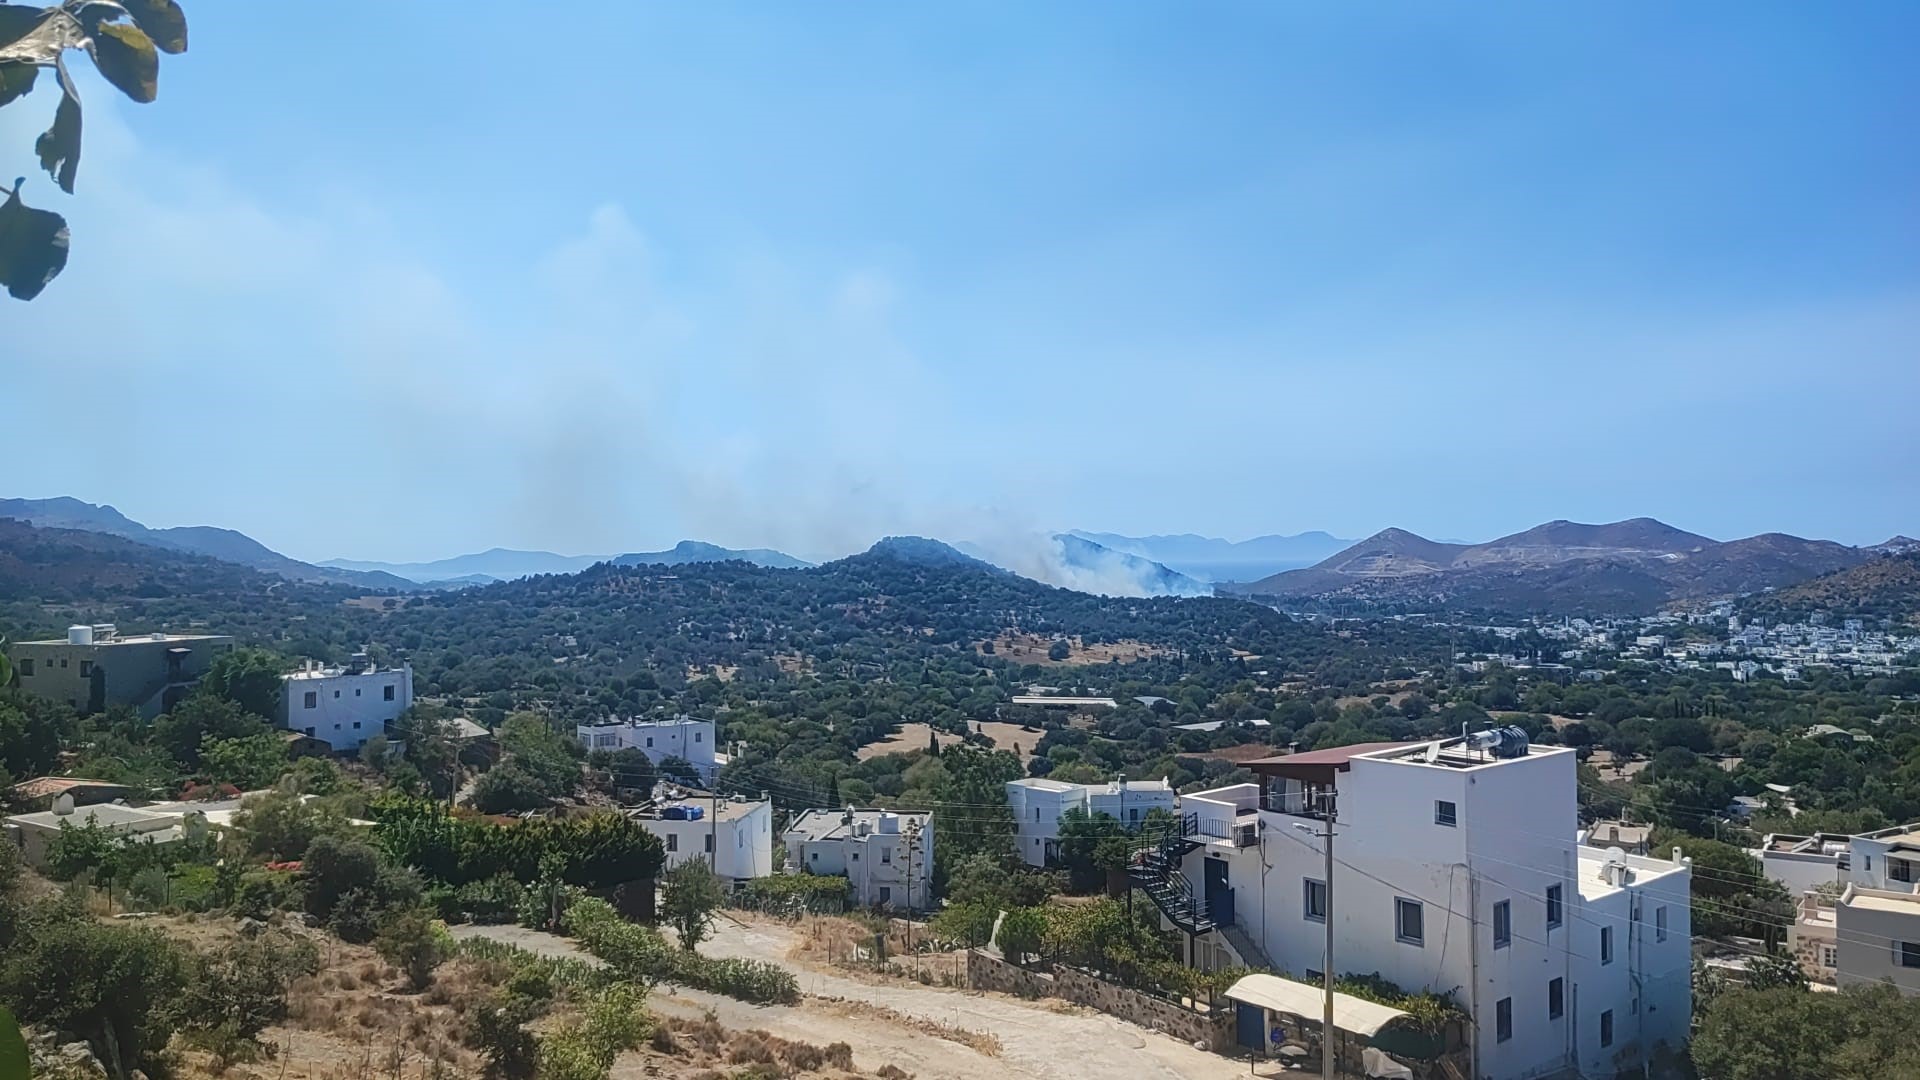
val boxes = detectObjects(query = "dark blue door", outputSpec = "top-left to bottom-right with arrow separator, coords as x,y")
1235,1000 -> 1265,1050
1205,857 -> 1234,927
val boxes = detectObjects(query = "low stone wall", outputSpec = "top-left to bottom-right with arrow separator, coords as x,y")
965,950 -> 1235,1051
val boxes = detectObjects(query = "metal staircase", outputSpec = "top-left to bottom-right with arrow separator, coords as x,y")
1127,812 -> 1214,935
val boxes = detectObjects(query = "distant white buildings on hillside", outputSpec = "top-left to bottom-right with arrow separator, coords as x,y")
782,808 -> 932,910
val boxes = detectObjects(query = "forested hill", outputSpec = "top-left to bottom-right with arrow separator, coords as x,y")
2,520 -> 1409,725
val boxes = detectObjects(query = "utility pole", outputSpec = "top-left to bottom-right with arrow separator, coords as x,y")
904,817 -> 925,978
709,778 -> 720,873
1295,791 -> 1337,1080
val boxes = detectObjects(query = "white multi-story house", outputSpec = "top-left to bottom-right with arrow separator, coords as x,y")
282,655 -> 413,753
782,808 -> 932,911
1834,885 -> 1920,994
1845,823 -> 1920,891
1006,776 -> 1177,867
575,716 -> 718,780
1163,735 -> 1691,1080
635,789 -> 774,885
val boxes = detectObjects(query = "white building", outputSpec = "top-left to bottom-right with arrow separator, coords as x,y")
1006,776 -> 1178,868
1846,823 -> 1920,892
1752,831 -> 1854,895
635,789 -> 774,885
576,716 -> 718,780
782,808 -> 932,911
282,655 -> 413,753
1168,737 -> 1691,1080
1834,886 -> 1920,995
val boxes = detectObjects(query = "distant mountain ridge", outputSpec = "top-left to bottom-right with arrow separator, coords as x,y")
322,548 -> 606,582
610,540 -> 812,571
1239,518 -> 1880,615
0,497 -> 413,590
1068,529 -> 1353,582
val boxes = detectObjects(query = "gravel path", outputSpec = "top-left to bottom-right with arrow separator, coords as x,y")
454,917 -> 1249,1080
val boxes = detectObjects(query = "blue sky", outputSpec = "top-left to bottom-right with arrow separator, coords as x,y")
3,2 -> 1915,562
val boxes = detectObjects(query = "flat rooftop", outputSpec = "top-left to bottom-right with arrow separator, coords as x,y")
785,807 -> 930,842
1842,888 -> 1920,916
642,797 -> 764,824
284,665 -> 407,681
1009,696 -> 1118,708
18,631 -> 229,646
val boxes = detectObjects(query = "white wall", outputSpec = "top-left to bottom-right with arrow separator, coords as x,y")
1836,890 -> 1920,994
576,719 -> 717,777
1181,745 -> 1688,1080
283,665 -> 413,752
1759,849 -> 1846,896
642,800 -> 773,882
1007,782 -> 1081,868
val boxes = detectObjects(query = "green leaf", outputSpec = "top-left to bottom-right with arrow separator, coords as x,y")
0,182 -> 71,301
0,60 -> 35,107
88,19 -> 157,103
0,1006 -> 26,1080
122,0 -> 187,55
35,59 -> 81,194
0,5 -> 86,65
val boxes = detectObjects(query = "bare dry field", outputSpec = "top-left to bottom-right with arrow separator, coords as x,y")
857,722 -> 966,761
972,720 -> 1045,764
978,633 -> 1168,666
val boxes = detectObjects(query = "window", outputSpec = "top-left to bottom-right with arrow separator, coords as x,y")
666,834 -> 678,852
1495,998 -> 1512,1043
1304,879 -> 1327,922
878,887 -> 891,904
384,685 -> 396,701
1395,898 -> 1424,946
1898,941 -> 1920,968
1435,800 -> 1457,827
14,659 -> 29,676
79,660 -> 93,678
352,721 -> 361,729
1035,808 -> 1041,822
851,852 -> 859,862
1601,926 -> 1614,965
1893,859 -> 1914,884
1599,1010 -> 1614,1048
1656,905 -> 1669,942
881,846 -> 893,864
704,834 -> 714,853
354,688 -> 361,697
303,727 -> 315,736
646,737 -> 654,748
1548,978 -> 1564,1020
304,691 -> 317,709
1546,883 -> 1564,929
1493,900 -> 1511,949
694,731 -> 702,743
809,851 -> 818,862
1821,945 -> 1837,968
333,690 -> 340,698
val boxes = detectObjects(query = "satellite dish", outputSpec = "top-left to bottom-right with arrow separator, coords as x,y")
1424,743 -> 1442,764
52,793 -> 75,816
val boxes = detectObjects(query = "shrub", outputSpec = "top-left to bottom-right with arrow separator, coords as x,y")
182,931 -> 321,1044
661,860 -> 725,951
232,868 -> 301,919
0,907 -> 190,1074
458,874 -> 527,924
994,907 -> 1047,963
563,898 -> 797,1005
376,909 -> 452,989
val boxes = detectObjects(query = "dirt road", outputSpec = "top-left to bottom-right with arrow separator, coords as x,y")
453,920 -> 1249,1080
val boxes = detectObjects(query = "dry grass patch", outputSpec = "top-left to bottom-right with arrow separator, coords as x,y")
980,633 -> 1167,666
855,722 -> 964,761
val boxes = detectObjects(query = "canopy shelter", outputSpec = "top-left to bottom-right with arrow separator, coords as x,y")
1224,974 -> 1442,1070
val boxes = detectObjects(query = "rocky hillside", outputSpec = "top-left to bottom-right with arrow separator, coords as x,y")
1239,518 -> 1872,616
1745,552 -> 1920,625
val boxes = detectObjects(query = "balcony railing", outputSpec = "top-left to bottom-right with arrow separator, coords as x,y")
1259,788 -> 1333,820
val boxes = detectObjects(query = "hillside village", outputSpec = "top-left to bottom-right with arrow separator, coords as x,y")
0,507 -> 1917,1080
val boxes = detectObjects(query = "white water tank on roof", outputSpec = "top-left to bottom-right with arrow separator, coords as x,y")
68,625 -> 92,645
877,813 -> 899,834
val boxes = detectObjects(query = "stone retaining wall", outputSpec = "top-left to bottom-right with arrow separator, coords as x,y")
965,950 -> 1236,1051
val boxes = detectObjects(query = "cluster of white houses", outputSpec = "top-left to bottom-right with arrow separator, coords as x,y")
7,628 -> 1701,1073
1758,822 -> 1920,993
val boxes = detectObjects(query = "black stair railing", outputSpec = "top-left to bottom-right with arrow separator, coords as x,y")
1127,812 -> 1213,934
